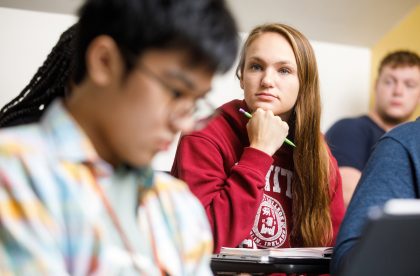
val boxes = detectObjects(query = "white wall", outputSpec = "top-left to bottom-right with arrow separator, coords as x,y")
0,8 -> 371,172
0,8 -> 76,106
314,41 -> 371,131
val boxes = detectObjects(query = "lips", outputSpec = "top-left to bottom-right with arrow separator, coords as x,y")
255,92 -> 279,100
390,101 -> 402,107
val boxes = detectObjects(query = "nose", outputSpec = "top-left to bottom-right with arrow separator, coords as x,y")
393,81 -> 404,96
261,68 -> 275,88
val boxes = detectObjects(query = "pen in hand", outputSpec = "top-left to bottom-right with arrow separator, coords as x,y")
239,108 -> 296,148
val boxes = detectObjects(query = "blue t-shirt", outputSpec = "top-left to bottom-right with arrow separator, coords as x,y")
325,116 -> 385,171
331,118 -> 420,274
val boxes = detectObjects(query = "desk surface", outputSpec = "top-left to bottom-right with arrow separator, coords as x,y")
211,256 -> 331,274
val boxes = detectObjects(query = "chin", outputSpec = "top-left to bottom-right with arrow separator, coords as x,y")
382,113 -> 409,125
127,156 -> 152,168
252,102 -> 273,110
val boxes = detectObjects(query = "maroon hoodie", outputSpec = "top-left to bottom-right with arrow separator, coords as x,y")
171,99 -> 344,253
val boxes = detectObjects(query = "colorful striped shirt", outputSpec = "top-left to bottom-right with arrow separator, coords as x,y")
0,100 -> 213,275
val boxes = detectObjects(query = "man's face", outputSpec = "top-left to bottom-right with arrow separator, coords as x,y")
375,65 -> 420,124
96,49 -> 213,167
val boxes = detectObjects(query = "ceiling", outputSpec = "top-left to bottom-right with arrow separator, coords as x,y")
0,0 -> 418,47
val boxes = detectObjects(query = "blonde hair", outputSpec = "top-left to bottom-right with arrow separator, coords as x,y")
237,23 -> 334,246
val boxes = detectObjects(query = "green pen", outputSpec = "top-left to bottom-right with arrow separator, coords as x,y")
239,108 -> 296,148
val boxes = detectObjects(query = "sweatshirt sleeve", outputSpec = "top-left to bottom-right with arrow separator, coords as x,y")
171,134 -> 273,253
327,146 -> 345,245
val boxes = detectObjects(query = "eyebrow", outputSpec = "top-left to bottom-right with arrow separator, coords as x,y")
248,56 -> 297,68
165,70 -> 212,96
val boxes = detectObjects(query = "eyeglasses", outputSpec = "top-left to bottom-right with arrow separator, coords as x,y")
136,63 -> 217,130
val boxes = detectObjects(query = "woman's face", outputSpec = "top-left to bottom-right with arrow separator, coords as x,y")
241,32 -> 299,121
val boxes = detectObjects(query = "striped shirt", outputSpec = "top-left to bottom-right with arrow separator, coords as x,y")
0,100 -> 213,275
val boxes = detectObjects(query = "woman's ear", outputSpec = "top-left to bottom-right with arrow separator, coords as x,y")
85,35 -> 124,87
239,77 -> 244,90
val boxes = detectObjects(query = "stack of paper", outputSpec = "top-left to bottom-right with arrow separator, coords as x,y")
219,247 -> 333,259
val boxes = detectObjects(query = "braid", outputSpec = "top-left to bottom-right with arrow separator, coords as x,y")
0,24 -> 78,128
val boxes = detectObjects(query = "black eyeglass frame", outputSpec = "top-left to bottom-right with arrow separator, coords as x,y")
136,63 -> 217,122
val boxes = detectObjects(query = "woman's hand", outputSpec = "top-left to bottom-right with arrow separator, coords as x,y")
247,108 -> 289,156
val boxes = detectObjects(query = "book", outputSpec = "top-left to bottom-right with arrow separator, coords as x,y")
219,246 -> 333,259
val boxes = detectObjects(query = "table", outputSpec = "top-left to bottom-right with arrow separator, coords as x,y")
211,256 -> 330,275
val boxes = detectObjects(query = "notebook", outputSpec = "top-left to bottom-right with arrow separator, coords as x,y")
218,246 -> 333,259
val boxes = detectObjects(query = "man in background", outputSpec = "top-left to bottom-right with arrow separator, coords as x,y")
326,50 -> 420,207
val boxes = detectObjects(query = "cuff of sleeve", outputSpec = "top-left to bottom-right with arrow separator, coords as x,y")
238,147 -> 273,175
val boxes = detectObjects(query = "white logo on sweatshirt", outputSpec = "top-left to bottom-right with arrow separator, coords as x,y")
250,194 -> 287,248
264,165 -> 293,199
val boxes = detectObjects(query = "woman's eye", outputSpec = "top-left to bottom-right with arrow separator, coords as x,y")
250,64 -> 262,71
278,68 -> 291,75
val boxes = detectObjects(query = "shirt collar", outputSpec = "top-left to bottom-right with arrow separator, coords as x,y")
40,99 -> 154,187
40,100 -> 97,159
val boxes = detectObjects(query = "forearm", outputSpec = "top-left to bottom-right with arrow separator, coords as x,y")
208,148 -> 273,252
172,137 -> 273,252
339,167 -> 362,208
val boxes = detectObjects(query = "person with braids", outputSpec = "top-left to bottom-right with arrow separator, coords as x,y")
0,24 -> 77,127
0,0 -> 238,275
172,23 -> 345,255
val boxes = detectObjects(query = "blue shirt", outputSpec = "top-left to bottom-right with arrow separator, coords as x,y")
326,116 -> 385,171
331,118 -> 420,274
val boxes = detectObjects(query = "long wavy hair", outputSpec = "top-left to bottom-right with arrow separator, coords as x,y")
236,23 -> 334,247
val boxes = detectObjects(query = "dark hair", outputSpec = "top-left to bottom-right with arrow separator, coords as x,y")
0,24 -> 77,127
73,0 -> 238,84
378,50 -> 420,75
0,0 -> 238,127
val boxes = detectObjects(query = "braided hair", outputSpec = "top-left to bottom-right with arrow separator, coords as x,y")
0,24 -> 77,127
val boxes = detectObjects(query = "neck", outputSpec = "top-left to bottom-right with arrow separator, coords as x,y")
368,110 -> 397,132
65,83 -> 118,167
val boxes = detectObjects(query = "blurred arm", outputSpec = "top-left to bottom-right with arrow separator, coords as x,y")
339,166 -> 362,208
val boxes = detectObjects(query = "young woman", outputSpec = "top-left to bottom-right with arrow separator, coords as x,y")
172,23 -> 345,253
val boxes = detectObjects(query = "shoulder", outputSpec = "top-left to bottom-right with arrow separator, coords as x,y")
376,120 -> 420,157
153,172 -> 208,212
0,124 -> 59,213
0,124 -> 45,158
327,116 -> 372,134
0,125 -> 53,191
180,100 -> 246,147
207,99 -> 244,135
154,171 -> 190,191
152,171 -> 212,237
383,119 -> 420,143
325,115 -> 383,146
153,172 -> 213,260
